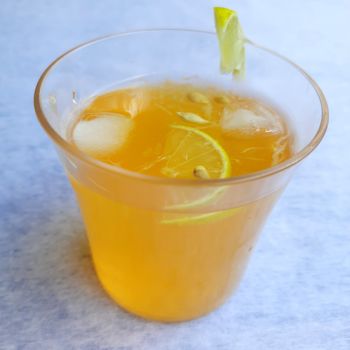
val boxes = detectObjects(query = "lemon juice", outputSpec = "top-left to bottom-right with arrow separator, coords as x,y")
69,81 -> 292,321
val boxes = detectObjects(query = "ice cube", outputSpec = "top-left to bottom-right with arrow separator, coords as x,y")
221,106 -> 283,135
73,114 -> 133,156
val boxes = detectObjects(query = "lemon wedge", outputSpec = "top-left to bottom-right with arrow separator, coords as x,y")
214,7 -> 245,78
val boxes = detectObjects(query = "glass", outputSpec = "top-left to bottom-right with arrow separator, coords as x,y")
34,29 -> 328,322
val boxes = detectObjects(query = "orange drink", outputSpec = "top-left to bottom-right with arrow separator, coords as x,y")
68,81 -> 292,321
34,28 -> 328,323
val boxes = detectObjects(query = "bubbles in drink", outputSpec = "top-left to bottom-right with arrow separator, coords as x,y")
72,114 -> 133,157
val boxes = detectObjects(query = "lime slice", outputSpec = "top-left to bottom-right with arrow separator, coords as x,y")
214,7 -> 245,78
166,188 -> 223,211
161,125 -> 236,224
161,124 -> 231,179
161,207 -> 241,226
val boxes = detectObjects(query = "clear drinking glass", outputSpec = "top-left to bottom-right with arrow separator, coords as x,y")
34,29 -> 328,322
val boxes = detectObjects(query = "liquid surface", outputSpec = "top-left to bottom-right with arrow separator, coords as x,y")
71,82 -> 293,178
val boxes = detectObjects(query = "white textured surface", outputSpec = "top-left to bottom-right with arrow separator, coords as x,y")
1,1 -> 349,349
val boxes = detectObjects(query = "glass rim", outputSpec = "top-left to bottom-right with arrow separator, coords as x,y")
34,28 -> 329,187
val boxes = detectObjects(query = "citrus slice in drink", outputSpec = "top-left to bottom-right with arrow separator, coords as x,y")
161,207 -> 242,226
161,124 -> 231,179
161,125 -> 239,224
214,7 -> 245,78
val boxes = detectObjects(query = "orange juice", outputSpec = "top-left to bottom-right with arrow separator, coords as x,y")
68,82 -> 292,321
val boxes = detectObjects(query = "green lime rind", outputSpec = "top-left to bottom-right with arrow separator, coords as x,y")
214,7 -> 246,78
169,124 -> 231,178
164,124 -> 231,211
161,207 -> 242,226
165,187 -> 224,211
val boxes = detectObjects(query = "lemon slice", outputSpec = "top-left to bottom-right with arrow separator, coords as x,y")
214,7 -> 245,78
161,124 -> 231,179
160,125 -> 237,224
